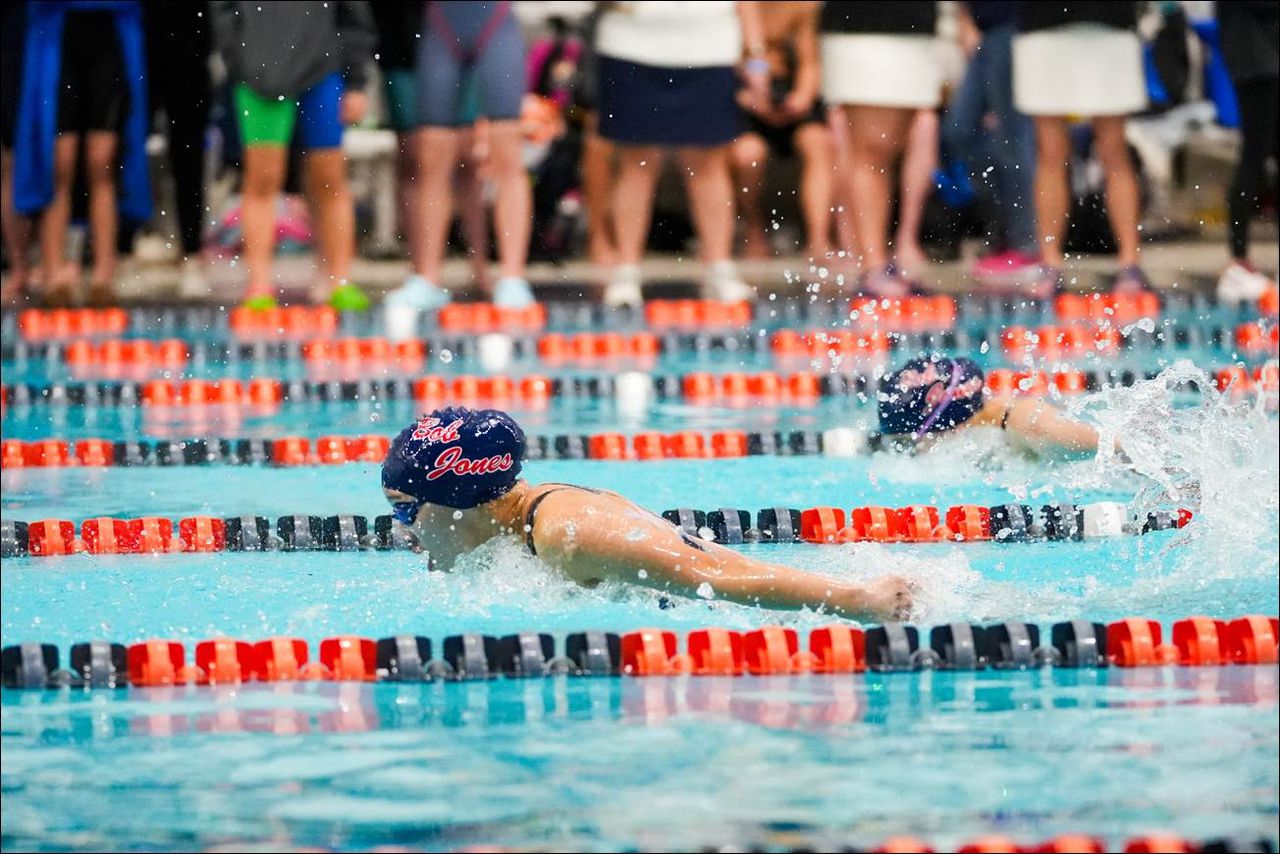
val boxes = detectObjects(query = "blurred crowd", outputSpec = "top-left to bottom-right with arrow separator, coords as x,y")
0,1 -> 1276,311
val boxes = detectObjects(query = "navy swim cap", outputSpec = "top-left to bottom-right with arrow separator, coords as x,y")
878,356 -> 986,438
382,407 -> 525,510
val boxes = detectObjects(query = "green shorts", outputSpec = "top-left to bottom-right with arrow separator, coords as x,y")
234,72 -> 344,149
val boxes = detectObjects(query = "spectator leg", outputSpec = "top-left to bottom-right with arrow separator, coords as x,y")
454,126 -> 491,289
678,144 -> 736,265
398,129 -> 428,275
486,119 -> 531,282
730,131 -> 770,259
894,109 -> 937,273
0,148 -> 34,303
581,112 -> 617,266
1031,115 -> 1070,267
240,144 -> 288,299
39,135 -> 79,304
415,126 -> 460,284
845,104 -> 912,271
792,122 -> 836,261
1092,115 -> 1141,268
304,147 -> 355,301
84,130 -> 119,297
1227,77 -> 1279,262
612,145 -> 664,266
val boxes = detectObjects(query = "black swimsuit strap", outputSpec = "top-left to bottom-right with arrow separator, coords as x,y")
524,484 -> 601,556
1001,402 -> 1013,431
522,483 -> 707,557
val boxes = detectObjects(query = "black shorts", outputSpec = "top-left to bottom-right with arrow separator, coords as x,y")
56,11 -> 128,135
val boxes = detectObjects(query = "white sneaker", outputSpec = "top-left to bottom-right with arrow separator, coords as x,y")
603,263 -> 643,307
178,257 -> 208,300
492,276 -> 535,308
1217,261 -> 1275,304
384,274 -> 450,310
703,259 -> 754,302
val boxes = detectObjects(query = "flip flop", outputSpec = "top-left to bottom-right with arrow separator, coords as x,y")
328,282 -> 370,312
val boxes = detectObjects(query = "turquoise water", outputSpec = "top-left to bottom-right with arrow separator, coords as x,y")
2,354 -> 1278,851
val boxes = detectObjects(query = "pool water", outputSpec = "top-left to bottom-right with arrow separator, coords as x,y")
2,346 -> 1278,851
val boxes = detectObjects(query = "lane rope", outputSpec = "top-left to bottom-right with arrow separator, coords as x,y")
2,615 -> 1275,689
0,502 -> 1191,559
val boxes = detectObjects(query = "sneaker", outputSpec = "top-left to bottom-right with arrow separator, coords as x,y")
703,259 -> 754,302
1217,260 -> 1275,303
384,274 -> 451,311
858,263 -> 913,298
492,276 -> 536,308
1112,265 -> 1154,294
972,250 -> 1040,283
603,263 -> 643,307
329,282 -> 371,311
178,257 -> 208,301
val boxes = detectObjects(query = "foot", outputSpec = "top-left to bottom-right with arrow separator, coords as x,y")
86,281 -> 116,308
1217,260 -> 1275,303
384,274 -> 451,311
1112,265 -> 1153,294
328,282 -> 371,311
858,263 -> 913,298
703,259 -> 754,302
1019,264 -> 1062,300
0,268 -> 30,307
491,276 -> 536,308
894,242 -> 929,277
972,249 -> 1040,283
178,257 -> 208,301
603,263 -> 643,307
740,229 -> 770,261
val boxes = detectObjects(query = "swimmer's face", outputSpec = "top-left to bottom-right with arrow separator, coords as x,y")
383,488 -> 427,527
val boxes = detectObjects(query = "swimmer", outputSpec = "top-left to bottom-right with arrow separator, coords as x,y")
878,355 -> 1104,457
382,406 -> 913,621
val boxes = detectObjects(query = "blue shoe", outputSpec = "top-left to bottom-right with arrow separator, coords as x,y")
492,276 -> 535,308
385,275 -> 450,311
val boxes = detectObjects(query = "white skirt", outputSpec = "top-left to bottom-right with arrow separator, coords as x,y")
820,33 -> 942,109
1013,26 -> 1147,117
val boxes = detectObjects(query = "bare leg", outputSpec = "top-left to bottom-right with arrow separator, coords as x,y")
84,131 -> 119,304
484,119 -> 530,281
792,122 -> 836,260
454,126 -> 491,288
894,109 -> 937,274
303,147 -> 355,301
1092,115 -> 1142,268
845,105 -> 913,272
581,112 -> 617,266
677,144 -> 736,265
730,132 -> 771,259
1032,115 -> 1071,267
397,129 -> 429,276
240,144 -> 288,300
39,135 -> 80,305
415,127 -> 461,284
612,145 -> 664,266
0,148 -> 35,303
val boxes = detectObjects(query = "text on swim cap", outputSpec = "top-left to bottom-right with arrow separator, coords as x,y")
411,416 -> 463,444
425,445 -> 515,481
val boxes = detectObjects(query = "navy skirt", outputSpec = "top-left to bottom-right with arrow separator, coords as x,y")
597,56 -> 743,147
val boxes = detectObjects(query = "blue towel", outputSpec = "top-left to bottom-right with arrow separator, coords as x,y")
14,0 -> 151,221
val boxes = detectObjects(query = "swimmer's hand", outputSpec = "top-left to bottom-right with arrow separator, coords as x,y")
840,575 -> 913,621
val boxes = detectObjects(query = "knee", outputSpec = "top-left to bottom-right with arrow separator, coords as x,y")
1093,132 -> 1132,173
1035,127 -> 1070,167
733,135 -> 769,169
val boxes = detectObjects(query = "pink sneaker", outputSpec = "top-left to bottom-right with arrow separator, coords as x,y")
972,250 -> 1040,283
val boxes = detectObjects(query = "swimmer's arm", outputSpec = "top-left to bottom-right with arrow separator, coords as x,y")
998,397 -> 1101,457
532,498 -> 909,620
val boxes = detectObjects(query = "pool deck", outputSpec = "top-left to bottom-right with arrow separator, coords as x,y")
105,235 -> 1279,306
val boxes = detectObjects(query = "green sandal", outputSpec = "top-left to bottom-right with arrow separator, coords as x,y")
240,294 -> 278,311
328,282 -> 370,312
